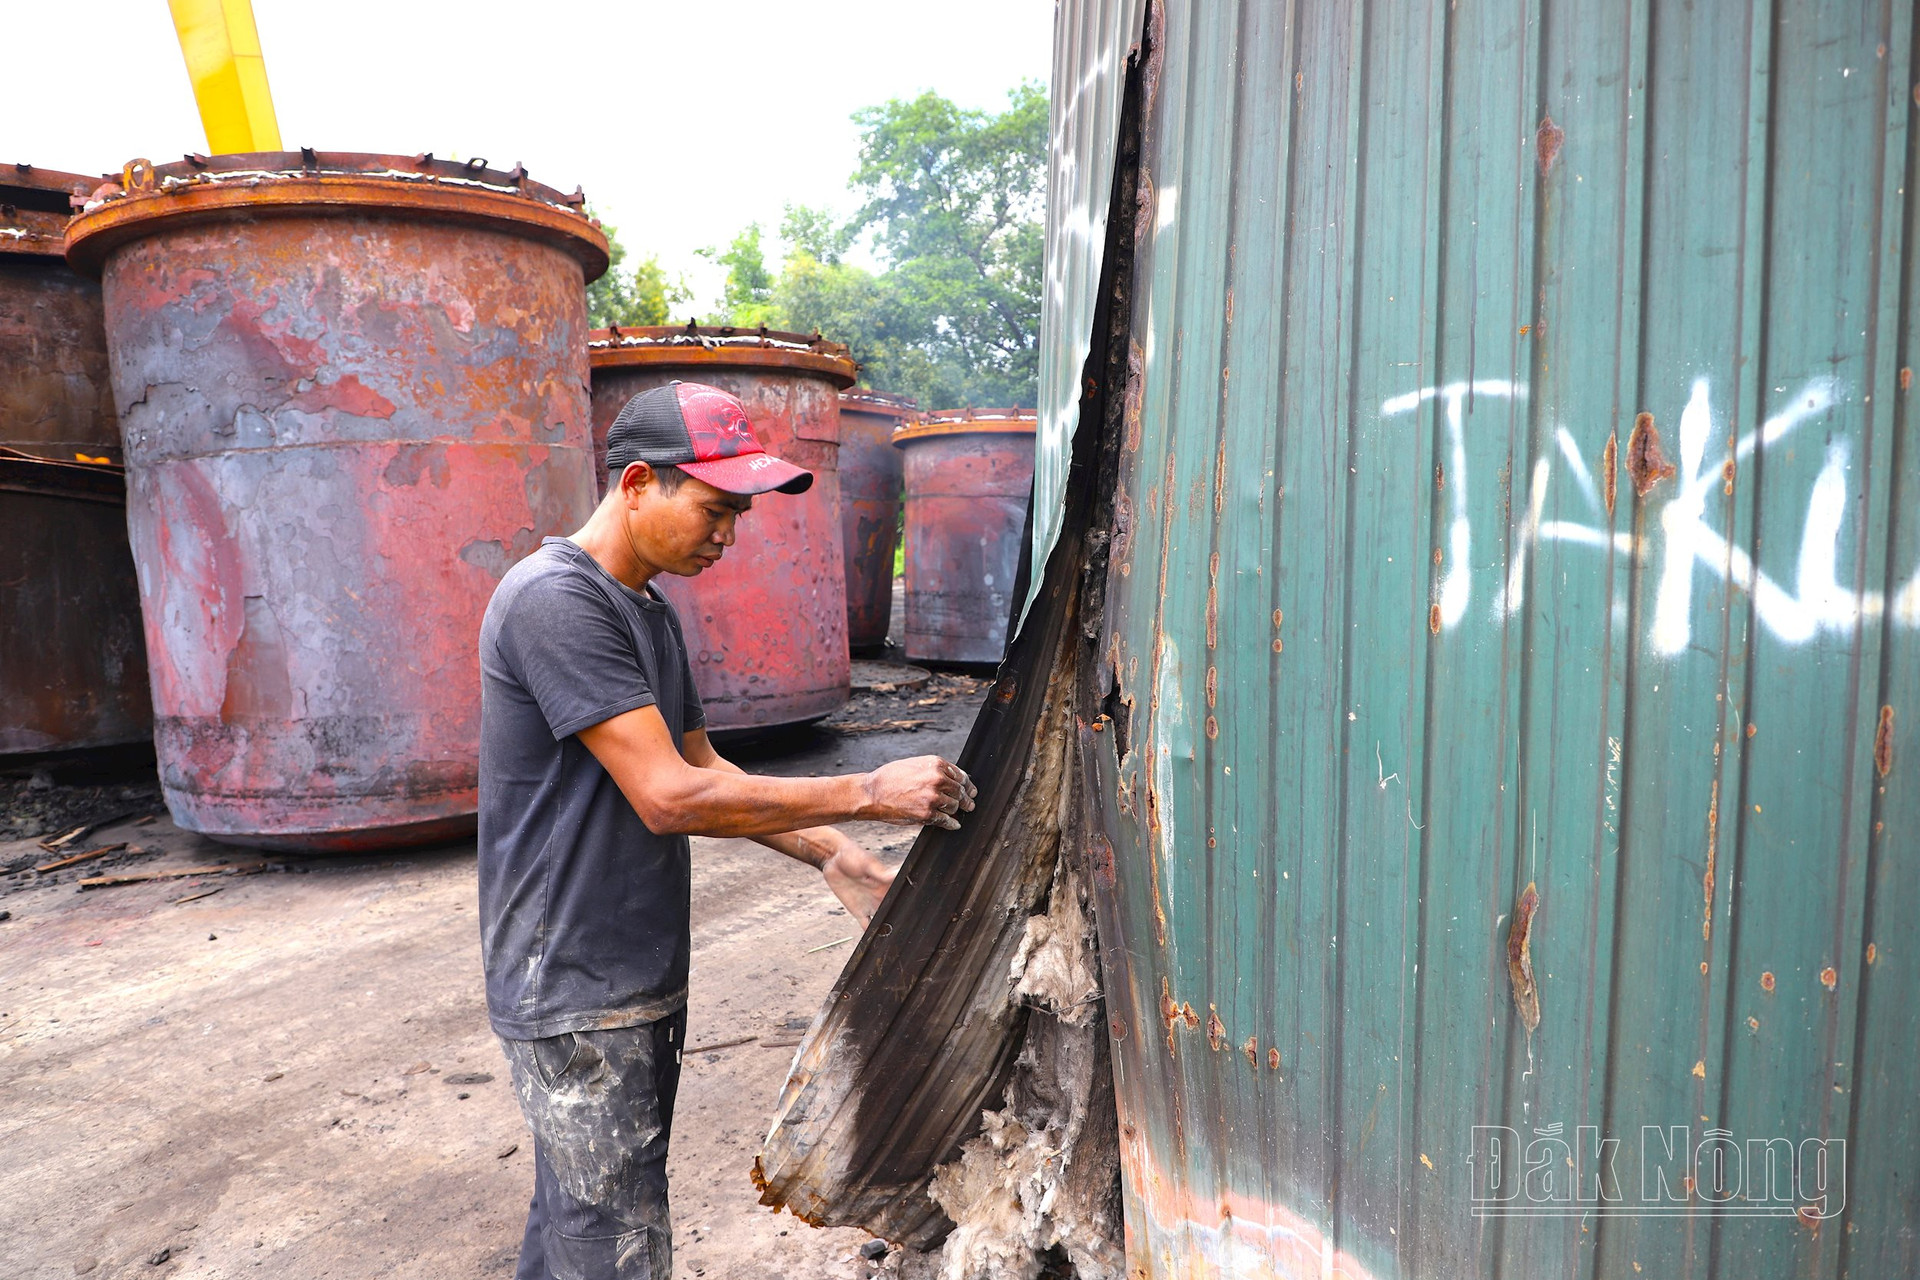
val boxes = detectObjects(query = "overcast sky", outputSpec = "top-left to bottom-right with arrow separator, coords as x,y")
9,0 -> 1054,311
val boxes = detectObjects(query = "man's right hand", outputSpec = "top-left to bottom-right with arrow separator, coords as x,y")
861,756 -> 978,830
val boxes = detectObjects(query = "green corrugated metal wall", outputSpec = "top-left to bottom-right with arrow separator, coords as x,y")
1049,0 -> 1920,1275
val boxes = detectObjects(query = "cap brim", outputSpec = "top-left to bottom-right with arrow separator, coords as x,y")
678,453 -> 814,496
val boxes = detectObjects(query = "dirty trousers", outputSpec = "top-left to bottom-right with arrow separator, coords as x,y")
500,1010 -> 687,1280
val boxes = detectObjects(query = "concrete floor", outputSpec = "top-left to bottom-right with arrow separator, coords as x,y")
0,671 -> 988,1280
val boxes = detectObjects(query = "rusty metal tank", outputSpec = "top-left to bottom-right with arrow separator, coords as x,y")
588,326 -> 856,732
65,152 -> 607,850
1,164 -> 152,759
838,390 -> 915,651
894,409 -> 1036,666
0,450 -> 152,757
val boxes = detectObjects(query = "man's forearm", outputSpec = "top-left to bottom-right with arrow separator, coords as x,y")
641,768 -> 873,838
692,747 -> 856,865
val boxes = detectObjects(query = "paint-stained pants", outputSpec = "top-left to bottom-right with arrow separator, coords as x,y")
501,1010 -> 686,1280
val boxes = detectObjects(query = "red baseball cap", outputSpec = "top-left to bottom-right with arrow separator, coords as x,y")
604,381 -> 813,495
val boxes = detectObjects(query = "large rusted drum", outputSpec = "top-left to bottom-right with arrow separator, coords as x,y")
894,409 -> 1036,666
838,390 -> 915,651
1,165 -> 151,758
588,326 -> 856,732
0,451 -> 151,757
66,153 -> 607,850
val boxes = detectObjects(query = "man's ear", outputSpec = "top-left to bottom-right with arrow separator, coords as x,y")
617,461 -> 654,501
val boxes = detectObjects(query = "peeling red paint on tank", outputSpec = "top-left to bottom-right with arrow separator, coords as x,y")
67,152 -> 606,849
588,326 -> 856,732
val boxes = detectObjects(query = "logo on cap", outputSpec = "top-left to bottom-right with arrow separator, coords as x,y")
681,387 -> 759,460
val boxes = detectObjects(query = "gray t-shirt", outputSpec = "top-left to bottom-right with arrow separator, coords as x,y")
476,536 -> 705,1040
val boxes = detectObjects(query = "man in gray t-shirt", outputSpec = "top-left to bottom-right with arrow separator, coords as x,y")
478,381 -> 972,1280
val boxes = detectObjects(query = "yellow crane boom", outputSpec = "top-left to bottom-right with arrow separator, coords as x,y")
168,0 -> 282,154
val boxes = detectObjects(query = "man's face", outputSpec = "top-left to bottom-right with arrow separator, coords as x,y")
618,464 -> 753,577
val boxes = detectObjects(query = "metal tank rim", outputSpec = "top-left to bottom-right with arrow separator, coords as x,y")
2,162 -> 106,260
840,389 -> 919,418
63,151 -> 610,279
891,409 -> 1038,446
588,324 -> 858,388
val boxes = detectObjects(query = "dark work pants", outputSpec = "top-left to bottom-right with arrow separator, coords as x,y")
501,1010 -> 687,1280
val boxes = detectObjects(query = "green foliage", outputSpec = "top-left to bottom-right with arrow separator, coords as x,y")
698,224 -> 778,328
587,213 -> 688,328
699,85 -> 1046,409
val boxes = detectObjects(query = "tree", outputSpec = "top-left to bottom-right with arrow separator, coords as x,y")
586,214 -> 687,329
693,85 -> 1047,408
699,224 -> 778,328
840,82 -> 1047,407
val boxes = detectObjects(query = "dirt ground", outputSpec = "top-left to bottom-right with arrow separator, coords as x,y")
0,668 -> 989,1280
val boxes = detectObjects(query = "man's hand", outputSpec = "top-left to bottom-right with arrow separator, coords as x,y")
861,756 -> 977,830
820,842 -> 896,928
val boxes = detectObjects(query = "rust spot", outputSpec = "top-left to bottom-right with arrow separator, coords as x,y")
1902,366 -> 1913,392
1207,1005 -> 1226,1051
1691,1060 -> 1706,1079
1272,608 -> 1283,627
1866,942 -> 1877,965
1204,715 -> 1218,740
1181,1002 -> 1199,1030
1626,412 -> 1676,496
1747,722 -> 1757,738
1432,547 -> 1443,566
1272,638 -> 1283,654
1435,464 -> 1445,491
1242,1035 -> 1258,1067
1206,665 -> 1217,709
1601,430 -> 1619,516
1429,603 -> 1443,635
1145,781 -> 1160,831
1160,977 -> 1179,1029
994,677 -> 1018,704
1267,1046 -> 1281,1071
1206,555 -> 1219,650
1703,780 -> 1718,942
1760,971 -> 1776,993
1507,882 -> 1541,1033
1213,443 -> 1227,517
1090,833 -> 1116,890
1536,116 -> 1565,175
1820,967 -> 1837,991
1796,1205 -> 1822,1233
1747,1016 -> 1760,1031
1519,324 -> 1531,337
1875,705 -> 1894,777
1110,1015 -> 1129,1041
1722,458 -> 1736,496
